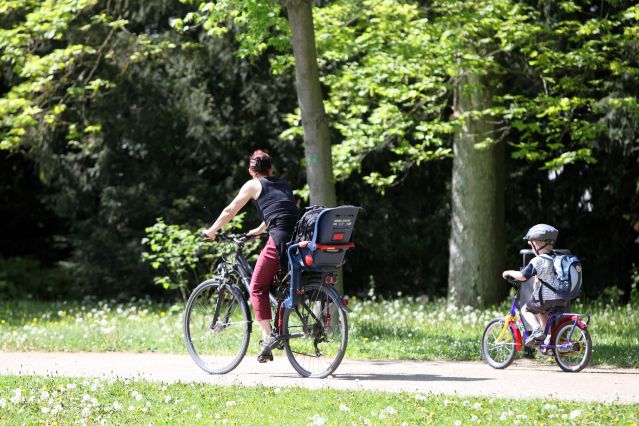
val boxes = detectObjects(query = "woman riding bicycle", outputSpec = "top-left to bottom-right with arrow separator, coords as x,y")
203,149 -> 298,363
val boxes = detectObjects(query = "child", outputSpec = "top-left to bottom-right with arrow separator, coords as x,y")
502,224 -> 567,347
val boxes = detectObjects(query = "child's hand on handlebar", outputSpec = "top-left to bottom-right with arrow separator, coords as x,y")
502,270 -> 524,281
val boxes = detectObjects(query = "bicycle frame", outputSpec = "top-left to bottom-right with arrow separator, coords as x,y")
209,235 -> 346,338
495,288 -> 590,353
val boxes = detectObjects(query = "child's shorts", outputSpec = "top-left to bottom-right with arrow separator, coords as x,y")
524,298 -> 566,314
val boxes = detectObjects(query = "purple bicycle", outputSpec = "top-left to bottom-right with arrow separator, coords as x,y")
481,276 -> 592,372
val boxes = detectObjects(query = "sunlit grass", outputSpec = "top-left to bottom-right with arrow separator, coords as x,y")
0,375 -> 637,425
1,296 -> 637,367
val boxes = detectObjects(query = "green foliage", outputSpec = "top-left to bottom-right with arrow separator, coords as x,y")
1,0 -> 637,302
3,375 -> 637,425
2,297 -> 638,368
141,214 -> 259,299
172,0 -> 290,61
1,0 -> 300,297
0,0 -> 113,149
0,257 -> 71,300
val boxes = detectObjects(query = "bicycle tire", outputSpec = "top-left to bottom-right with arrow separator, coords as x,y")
481,318 -> 517,369
184,276 -> 251,374
553,322 -> 591,372
281,282 -> 348,378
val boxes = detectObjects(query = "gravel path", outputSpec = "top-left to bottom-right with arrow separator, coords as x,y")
1,352 -> 637,404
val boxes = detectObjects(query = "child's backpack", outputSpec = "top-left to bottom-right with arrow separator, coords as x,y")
540,253 -> 583,300
290,205 -> 325,243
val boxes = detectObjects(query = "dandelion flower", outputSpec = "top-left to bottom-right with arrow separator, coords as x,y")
339,404 -> 350,412
570,410 -> 581,420
381,406 -> 397,415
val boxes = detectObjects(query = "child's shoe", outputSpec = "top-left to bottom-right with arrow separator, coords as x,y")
525,327 -> 546,348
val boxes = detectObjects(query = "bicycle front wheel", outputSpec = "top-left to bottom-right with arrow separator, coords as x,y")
553,322 -> 591,372
184,277 -> 251,374
282,283 -> 348,378
481,318 -> 517,369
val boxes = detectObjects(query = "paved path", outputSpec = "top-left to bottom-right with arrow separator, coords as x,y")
1,352 -> 638,404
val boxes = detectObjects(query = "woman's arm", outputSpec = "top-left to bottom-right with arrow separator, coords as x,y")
204,180 -> 260,239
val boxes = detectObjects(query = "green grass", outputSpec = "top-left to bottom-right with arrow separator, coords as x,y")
1,297 -> 638,367
1,375 -> 637,425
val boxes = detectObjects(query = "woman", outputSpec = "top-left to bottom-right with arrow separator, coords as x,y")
203,149 -> 298,362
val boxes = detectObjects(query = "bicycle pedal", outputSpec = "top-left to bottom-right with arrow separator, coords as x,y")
257,353 -> 273,363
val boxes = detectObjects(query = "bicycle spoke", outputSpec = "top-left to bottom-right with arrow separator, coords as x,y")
282,283 -> 348,378
184,279 -> 251,374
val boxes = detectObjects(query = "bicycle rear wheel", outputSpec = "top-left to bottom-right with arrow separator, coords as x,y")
553,322 -> 591,372
481,318 -> 517,369
184,276 -> 251,374
281,283 -> 348,378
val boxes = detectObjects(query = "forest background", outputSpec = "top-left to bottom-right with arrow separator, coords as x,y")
1,0 -> 638,307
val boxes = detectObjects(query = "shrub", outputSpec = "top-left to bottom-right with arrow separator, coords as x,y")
0,257 -> 72,300
141,214 -> 258,301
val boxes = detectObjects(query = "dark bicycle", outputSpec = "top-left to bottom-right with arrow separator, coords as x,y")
183,206 -> 359,378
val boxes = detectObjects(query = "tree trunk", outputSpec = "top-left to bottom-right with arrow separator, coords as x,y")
286,0 -> 343,294
286,0 -> 336,208
448,71 -> 505,307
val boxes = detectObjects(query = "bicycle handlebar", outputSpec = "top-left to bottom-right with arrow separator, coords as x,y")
504,275 -> 522,289
200,231 -> 259,244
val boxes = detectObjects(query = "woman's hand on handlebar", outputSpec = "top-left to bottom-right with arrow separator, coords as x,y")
246,228 -> 264,237
201,229 -> 216,240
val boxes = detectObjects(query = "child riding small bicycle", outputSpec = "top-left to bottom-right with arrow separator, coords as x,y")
502,224 -> 567,347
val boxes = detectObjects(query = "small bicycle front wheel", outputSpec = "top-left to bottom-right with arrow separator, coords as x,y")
481,318 -> 517,369
553,322 -> 591,372
282,283 -> 348,378
184,276 -> 251,374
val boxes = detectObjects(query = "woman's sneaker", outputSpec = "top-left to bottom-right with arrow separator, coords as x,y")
257,335 -> 277,363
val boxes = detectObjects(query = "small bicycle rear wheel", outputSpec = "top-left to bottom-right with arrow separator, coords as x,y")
481,318 -> 517,369
184,276 -> 251,374
553,322 -> 591,372
282,283 -> 348,378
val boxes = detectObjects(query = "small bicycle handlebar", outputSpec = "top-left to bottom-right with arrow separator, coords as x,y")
504,275 -> 522,289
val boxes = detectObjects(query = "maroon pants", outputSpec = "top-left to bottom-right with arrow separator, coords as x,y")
250,237 -> 279,321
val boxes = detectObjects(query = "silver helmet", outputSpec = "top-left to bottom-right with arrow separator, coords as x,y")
523,224 -> 558,243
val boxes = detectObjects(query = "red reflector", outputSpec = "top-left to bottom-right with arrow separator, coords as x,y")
343,298 -> 348,306
304,255 -> 313,266
332,233 -> 345,241
296,290 -> 304,295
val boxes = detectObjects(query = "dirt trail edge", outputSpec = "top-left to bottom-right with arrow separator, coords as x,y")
1,352 -> 637,404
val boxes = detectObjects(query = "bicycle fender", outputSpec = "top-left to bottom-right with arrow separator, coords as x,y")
323,285 -> 352,314
551,316 -> 587,339
509,322 -> 522,352
192,277 -> 223,291
192,276 -> 253,332
226,284 -> 253,331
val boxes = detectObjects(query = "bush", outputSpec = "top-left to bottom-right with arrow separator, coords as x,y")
0,257 -> 72,300
141,214 -> 259,301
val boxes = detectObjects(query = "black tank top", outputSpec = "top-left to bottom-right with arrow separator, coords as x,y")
253,177 -> 298,267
